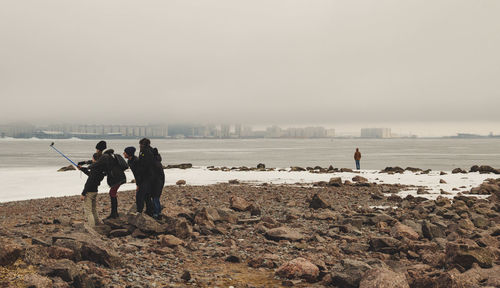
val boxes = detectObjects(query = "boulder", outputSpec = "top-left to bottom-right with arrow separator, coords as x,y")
380,167 -> 404,174
47,246 -> 74,260
452,168 -> 465,174
159,235 -> 184,248
57,165 -> 76,172
127,213 -> 167,234
329,177 -> 342,187
436,264 -> 500,287
165,217 -> 193,239
470,165 -> 500,174
40,259 -> 79,282
275,257 -> 319,282
52,232 -> 121,268
228,179 -> 240,184
229,196 -> 251,211
308,193 -> 330,209
445,242 -> 494,269
330,259 -> 372,288
391,222 -> 419,240
290,166 -> 306,171
265,227 -> 304,242
193,207 -> 216,228
369,236 -> 401,254
359,268 -> 410,288
422,220 -> 446,240
352,175 -> 368,182
23,273 -> 52,288
439,179 -> 447,184
165,163 -> 192,169
257,163 -> 266,169
176,179 -> 186,185
340,168 -> 354,173
0,238 -> 23,266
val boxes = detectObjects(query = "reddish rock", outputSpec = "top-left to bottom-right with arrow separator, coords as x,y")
391,222 -> 419,240
309,193 -> 330,209
159,235 -> 184,248
176,179 -> 186,185
276,257 -> 320,282
23,273 -> 53,288
48,246 -> 74,260
359,267 -> 410,288
352,175 -> 368,182
229,196 -> 251,211
445,242 -> 494,270
265,227 -> 304,242
0,238 -> 23,266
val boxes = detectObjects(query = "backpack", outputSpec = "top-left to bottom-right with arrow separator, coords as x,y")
114,154 -> 129,171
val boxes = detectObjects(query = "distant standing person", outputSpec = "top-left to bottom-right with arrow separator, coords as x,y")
354,148 -> 361,170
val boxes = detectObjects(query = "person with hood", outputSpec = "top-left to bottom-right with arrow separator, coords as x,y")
354,148 -> 362,170
79,140 -> 126,219
78,153 -> 106,227
123,146 -> 143,212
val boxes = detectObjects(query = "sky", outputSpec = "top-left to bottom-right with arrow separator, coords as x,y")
1,0 -> 499,136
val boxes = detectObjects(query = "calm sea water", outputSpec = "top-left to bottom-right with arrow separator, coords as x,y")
0,138 -> 499,171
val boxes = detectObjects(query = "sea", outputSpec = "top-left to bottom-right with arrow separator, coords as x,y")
0,138 -> 499,202
0,137 -> 499,170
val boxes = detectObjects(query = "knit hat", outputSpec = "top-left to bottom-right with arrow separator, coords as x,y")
124,146 -> 136,156
139,138 -> 150,146
95,140 -> 107,151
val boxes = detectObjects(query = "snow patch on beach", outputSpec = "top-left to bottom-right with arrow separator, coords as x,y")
0,167 -> 496,202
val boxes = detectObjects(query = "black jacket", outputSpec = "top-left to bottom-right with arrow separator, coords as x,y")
81,165 -> 105,196
136,146 -> 155,183
86,149 -> 126,187
127,156 -> 142,184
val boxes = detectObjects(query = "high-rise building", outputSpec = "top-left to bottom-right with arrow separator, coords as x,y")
360,128 -> 391,138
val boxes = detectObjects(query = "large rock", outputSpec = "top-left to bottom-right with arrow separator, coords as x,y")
52,232 -> 121,268
445,242 -> 494,270
165,163 -> 192,169
275,257 -> 319,282
128,213 -> 167,234
40,259 -> 79,282
352,175 -> 368,182
23,273 -> 53,288
359,268 -> 410,288
229,196 -> 251,211
436,264 -> 500,287
329,177 -> 342,187
330,259 -> 372,288
470,165 -> 500,174
309,193 -> 330,209
369,236 -> 401,254
159,235 -> 185,248
0,238 -> 23,266
422,220 -> 446,240
165,217 -> 193,239
57,165 -> 76,172
193,207 -> 216,228
265,227 -> 304,242
380,167 -> 404,174
391,222 -> 419,240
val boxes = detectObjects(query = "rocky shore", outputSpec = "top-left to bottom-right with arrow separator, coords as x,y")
1,177 -> 499,287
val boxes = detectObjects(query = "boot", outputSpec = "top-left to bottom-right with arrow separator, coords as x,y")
106,197 -> 119,219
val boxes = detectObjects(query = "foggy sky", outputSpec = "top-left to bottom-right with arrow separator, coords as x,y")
1,0 -> 499,128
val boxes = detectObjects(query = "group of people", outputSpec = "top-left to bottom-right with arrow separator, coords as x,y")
79,138 -> 165,227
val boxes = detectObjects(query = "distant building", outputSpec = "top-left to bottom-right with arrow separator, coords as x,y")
266,125 -> 282,138
360,128 -> 391,138
326,128 -> 336,138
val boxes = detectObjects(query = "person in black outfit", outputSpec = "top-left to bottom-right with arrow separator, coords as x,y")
124,145 -> 153,215
151,147 -> 165,218
137,138 -> 155,216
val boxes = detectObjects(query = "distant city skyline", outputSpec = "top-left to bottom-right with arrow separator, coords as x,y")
1,121 -> 499,139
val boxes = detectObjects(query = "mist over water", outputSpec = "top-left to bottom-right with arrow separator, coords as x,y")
1,138 -> 499,171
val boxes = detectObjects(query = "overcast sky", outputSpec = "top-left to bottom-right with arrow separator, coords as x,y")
1,0 -> 499,134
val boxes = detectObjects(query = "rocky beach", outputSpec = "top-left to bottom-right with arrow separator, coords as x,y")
1,166 -> 500,287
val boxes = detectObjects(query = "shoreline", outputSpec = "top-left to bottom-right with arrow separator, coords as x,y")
1,180 -> 499,287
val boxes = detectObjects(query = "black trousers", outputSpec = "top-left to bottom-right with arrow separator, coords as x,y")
136,181 -> 153,215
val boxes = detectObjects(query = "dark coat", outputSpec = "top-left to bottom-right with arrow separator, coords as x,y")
80,166 -> 105,196
86,149 -> 126,188
127,156 -> 142,184
137,146 -> 155,183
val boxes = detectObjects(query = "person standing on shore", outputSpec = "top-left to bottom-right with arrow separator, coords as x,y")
134,139 -> 155,216
123,146 -> 145,214
151,147 -> 165,219
78,153 -> 106,227
354,148 -> 361,170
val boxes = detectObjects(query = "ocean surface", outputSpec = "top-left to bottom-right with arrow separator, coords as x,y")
0,137 -> 499,170
1,138 -> 499,202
